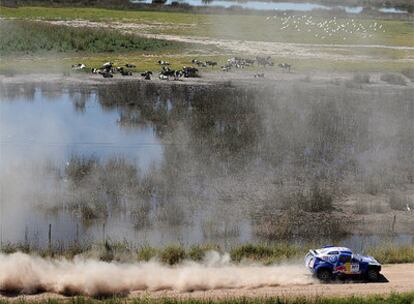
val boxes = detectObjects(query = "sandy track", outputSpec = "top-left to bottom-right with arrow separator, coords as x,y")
1,264 -> 413,300
129,264 -> 414,299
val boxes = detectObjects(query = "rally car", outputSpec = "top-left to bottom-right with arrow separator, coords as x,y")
305,246 -> 382,282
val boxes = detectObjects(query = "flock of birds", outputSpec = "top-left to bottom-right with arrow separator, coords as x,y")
265,14 -> 386,41
72,57 -> 293,80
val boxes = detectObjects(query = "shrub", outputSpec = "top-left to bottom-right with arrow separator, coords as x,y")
137,246 -> 158,262
352,73 -> 370,84
156,202 -> 187,226
95,240 -> 132,262
65,155 -> 98,185
159,245 -> 186,265
188,244 -> 220,261
401,68 -> 414,81
306,184 -> 334,212
367,244 -> 414,264
380,73 -> 407,85
131,203 -> 152,230
279,185 -> 334,213
355,201 -> 388,214
230,244 -> 274,263
230,243 -> 303,264
389,191 -> 411,211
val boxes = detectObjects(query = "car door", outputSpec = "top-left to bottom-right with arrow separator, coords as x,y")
336,254 -> 352,274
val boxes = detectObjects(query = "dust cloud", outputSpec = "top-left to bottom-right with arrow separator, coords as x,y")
0,251 -> 313,297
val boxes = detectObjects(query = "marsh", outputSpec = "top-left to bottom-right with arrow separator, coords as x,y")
0,77 -> 413,251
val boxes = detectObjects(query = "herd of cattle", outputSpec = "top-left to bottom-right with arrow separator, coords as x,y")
71,57 -> 292,80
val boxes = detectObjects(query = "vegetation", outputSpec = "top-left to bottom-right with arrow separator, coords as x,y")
367,244 -> 414,264
1,293 -> 414,304
229,243 -> 304,264
0,20 -> 189,55
352,73 -> 371,84
1,53 -> 413,75
401,68 -> 414,81
159,245 -> 187,265
0,7 -> 413,73
388,191 -> 412,211
380,73 -> 407,85
1,6 -> 413,47
2,242 -> 414,265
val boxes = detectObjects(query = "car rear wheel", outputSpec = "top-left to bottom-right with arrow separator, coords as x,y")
367,269 -> 380,282
317,269 -> 332,282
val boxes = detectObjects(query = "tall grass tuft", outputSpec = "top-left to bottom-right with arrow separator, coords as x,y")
230,243 -> 304,264
159,245 -> 187,265
366,244 -> 414,264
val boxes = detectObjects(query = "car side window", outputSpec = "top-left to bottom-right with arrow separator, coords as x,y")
328,251 -> 339,255
339,255 -> 351,263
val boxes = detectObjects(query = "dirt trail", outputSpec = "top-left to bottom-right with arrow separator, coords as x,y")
133,263 -> 414,299
43,19 -> 414,62
1,262 -> 413,300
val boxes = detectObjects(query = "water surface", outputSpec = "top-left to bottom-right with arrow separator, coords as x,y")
1,81 -> 413,250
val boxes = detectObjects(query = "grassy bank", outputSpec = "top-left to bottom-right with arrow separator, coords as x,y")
2,54 -> 413,75
1,242 -> 414,265
0,20 -> 192,56
1,293 -> 414,304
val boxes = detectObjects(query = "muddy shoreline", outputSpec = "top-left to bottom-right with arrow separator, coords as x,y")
1,71 -> 413,88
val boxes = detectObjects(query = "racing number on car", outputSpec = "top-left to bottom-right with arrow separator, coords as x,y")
351,263 -> 359,273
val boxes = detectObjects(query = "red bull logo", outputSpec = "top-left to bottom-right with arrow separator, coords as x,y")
335,265 -> 346,272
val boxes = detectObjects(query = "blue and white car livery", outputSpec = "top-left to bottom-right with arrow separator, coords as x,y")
305,245 -> 382,281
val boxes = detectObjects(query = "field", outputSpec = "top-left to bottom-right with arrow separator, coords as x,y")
1,6 -> 413,46
0,6 -> 413,73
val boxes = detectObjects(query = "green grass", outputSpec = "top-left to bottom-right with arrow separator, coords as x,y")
367,244 -> 414,264
1,293 -> 414,303
1,52 -> 413,75
1,6 -> 413,47
0,7 -> 413,74
0,20 -> 190,56
230,243 -> 305,264
2,242 -> 414,265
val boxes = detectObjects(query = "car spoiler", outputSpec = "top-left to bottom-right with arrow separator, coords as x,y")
308,249 -> 318,256
305,250 -> 318,267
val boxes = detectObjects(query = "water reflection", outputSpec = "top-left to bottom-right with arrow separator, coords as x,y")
0,81 -> 413,250
0,85 -> 162,169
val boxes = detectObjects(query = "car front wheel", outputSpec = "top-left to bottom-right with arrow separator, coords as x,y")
367,269 -> 380,282
317,269 -> 332,282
